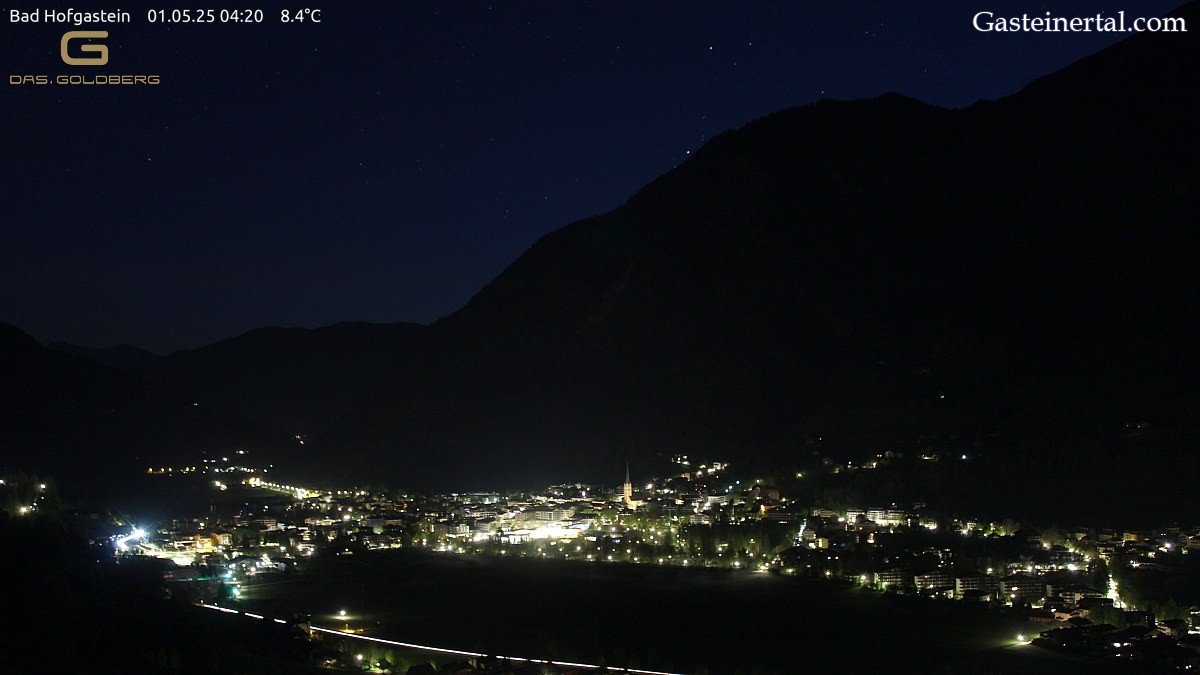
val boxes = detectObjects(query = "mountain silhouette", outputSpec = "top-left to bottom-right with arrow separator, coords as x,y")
47,342 -> 161,371
128,321 -> 423,437
318,4 -> 1199,516
1,323 -> 292,487
2,5 -> 1196,522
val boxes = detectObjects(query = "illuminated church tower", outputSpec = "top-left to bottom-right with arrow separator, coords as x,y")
623,463 -> 633,507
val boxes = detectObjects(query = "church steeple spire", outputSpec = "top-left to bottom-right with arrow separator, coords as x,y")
623,462 -> 633,506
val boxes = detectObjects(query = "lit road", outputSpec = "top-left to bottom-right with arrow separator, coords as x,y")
197,603 -> 687,675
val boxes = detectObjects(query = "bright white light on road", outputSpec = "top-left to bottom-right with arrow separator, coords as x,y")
115,526 -> 148,552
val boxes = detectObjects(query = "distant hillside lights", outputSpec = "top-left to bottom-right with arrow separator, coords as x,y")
0,476 -> 50,516
147,466 -> 199,475
669,455 -> 727,481
146,450 -> 272,477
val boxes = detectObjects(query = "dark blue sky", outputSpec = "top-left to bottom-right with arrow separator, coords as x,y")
1,1 -> 1184,352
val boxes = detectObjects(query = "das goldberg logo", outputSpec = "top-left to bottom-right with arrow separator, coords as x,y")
9,29 -> 161,86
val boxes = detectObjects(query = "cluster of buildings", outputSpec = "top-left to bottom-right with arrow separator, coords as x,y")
1034,619 -> 1200,667
120,452 -> 1200,669
793,504 -> 1200,668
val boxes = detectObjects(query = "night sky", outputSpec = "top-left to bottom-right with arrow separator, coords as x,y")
1,1 -> 1184,352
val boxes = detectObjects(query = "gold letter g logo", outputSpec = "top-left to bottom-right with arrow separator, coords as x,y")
61,31 -> 109,66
